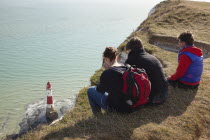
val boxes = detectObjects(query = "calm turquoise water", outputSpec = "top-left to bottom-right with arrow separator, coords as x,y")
0,0 -> 163,137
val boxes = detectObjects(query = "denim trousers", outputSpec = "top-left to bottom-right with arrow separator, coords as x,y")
87,86 -> 108,114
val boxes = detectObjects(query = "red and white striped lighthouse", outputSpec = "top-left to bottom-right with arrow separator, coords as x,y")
46,82 -> 58,122
46,82 -> 54,109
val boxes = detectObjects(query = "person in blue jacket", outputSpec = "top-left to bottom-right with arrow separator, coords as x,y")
168,31 -> 203,89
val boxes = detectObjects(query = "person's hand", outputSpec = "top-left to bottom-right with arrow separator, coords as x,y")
102,62 -> 108,69
102,59 -> 110,69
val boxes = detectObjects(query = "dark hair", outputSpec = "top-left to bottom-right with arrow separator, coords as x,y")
103,47 -> 117,62
126,37 -> 143,51
178,31 -> 194,45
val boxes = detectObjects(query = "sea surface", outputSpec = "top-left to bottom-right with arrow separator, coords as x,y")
0,0 -> 182,138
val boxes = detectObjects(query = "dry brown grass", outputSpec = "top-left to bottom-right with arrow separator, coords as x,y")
145,0 -> 210,43
12,0 -> 210,140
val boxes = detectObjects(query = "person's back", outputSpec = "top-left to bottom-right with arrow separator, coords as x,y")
97,66 -> 132,112
125,37 -> 168,104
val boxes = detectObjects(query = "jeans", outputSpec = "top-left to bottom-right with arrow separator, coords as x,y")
87,86 -> 108,114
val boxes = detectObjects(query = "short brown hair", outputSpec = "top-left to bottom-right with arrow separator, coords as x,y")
126,37 -> 143,51
103,47 -> 117,62
178,31 -> 194,45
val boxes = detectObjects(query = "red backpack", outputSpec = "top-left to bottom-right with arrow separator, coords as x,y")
111,65 -> 151,108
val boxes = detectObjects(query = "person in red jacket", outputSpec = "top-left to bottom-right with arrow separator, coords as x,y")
168,32 -> 203,89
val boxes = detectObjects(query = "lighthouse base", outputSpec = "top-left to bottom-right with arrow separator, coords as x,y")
46,108 -> 58,123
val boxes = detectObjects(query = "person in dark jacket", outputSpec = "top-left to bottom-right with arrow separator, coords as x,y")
87,47 -> 132,115
168,32 -> 203,89
125,37 -> 168,104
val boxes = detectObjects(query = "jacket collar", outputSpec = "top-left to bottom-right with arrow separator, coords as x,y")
180,45 -> 195,53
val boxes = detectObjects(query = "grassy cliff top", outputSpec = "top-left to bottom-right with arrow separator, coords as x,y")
134,0 -> 210,42
14,0 -> 210,140
145,0 -> 210,43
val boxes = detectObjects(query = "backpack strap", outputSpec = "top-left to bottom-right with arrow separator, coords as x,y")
110,65 -> 141,104
126,72 -> 140,104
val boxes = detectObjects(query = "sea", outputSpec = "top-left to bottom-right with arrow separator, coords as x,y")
2,0 -> 209,138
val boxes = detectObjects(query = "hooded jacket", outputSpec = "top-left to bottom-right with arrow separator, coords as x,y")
170,45 -> 203,85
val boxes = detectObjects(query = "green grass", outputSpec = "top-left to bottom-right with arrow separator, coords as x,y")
90,69 -> 104,86
11,0 -> 210,140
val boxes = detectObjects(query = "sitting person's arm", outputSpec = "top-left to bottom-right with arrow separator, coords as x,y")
96,71 -> 109,94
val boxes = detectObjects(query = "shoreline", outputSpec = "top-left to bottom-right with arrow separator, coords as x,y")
4,90 -> 79,139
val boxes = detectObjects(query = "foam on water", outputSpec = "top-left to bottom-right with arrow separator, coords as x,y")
19,95 -> 76,135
